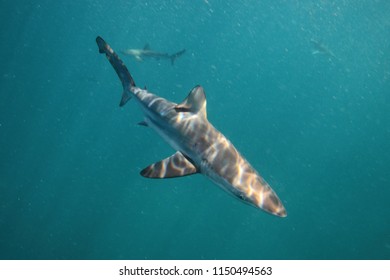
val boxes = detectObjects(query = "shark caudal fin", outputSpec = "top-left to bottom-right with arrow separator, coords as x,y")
96,36 -> 136,107
170,49 -> 186,65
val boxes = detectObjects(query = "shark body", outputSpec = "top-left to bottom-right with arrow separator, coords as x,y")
122,44 -> 185,65
96,36 -> 286,217
311,39 -> 338,60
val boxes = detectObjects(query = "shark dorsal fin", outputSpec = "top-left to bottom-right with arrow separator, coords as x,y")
143,43 -> 150,50
140,151 -> 198,178
174,86 -> 207,118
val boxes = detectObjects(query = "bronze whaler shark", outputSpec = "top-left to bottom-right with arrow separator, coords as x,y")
310,39 -> 338,61
122,44 -> 185,65
96,36 -> 287,217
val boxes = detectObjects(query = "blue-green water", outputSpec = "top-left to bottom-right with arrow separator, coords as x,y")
1,0 -> 389,260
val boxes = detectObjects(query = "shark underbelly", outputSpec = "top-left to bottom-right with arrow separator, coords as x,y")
137,99 -> 204,159
195,129 -> 286,217
146,115 -> 186,153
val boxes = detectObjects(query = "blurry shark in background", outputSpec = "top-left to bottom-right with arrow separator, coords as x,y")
311,39 -> 339,61
96,36 -> 287,218
122,43 -> 186,65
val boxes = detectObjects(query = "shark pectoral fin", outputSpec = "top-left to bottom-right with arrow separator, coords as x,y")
174,86 -> 207,118
140,152 -> 198,178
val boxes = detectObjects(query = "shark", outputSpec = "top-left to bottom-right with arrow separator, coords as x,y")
122,43 -> 186,65
96,36 -> 287,217
310,39 -> 338,60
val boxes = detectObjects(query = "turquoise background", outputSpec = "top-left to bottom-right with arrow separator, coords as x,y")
0,0 -> 389,259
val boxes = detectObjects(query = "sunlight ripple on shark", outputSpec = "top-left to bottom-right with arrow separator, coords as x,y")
96,36 -> 287,217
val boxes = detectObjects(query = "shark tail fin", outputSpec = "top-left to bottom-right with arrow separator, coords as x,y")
170,49 -> 186,65
96,36 -> 136,107
119,90 -> 132,107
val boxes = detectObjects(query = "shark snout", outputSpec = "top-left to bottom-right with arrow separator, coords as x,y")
273,205 -> 287,218
261,191 -> 287,218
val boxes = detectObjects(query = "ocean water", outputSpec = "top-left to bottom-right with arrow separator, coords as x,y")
0,0 -> 389,260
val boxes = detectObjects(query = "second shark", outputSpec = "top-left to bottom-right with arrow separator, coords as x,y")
122,43 -> 185,65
